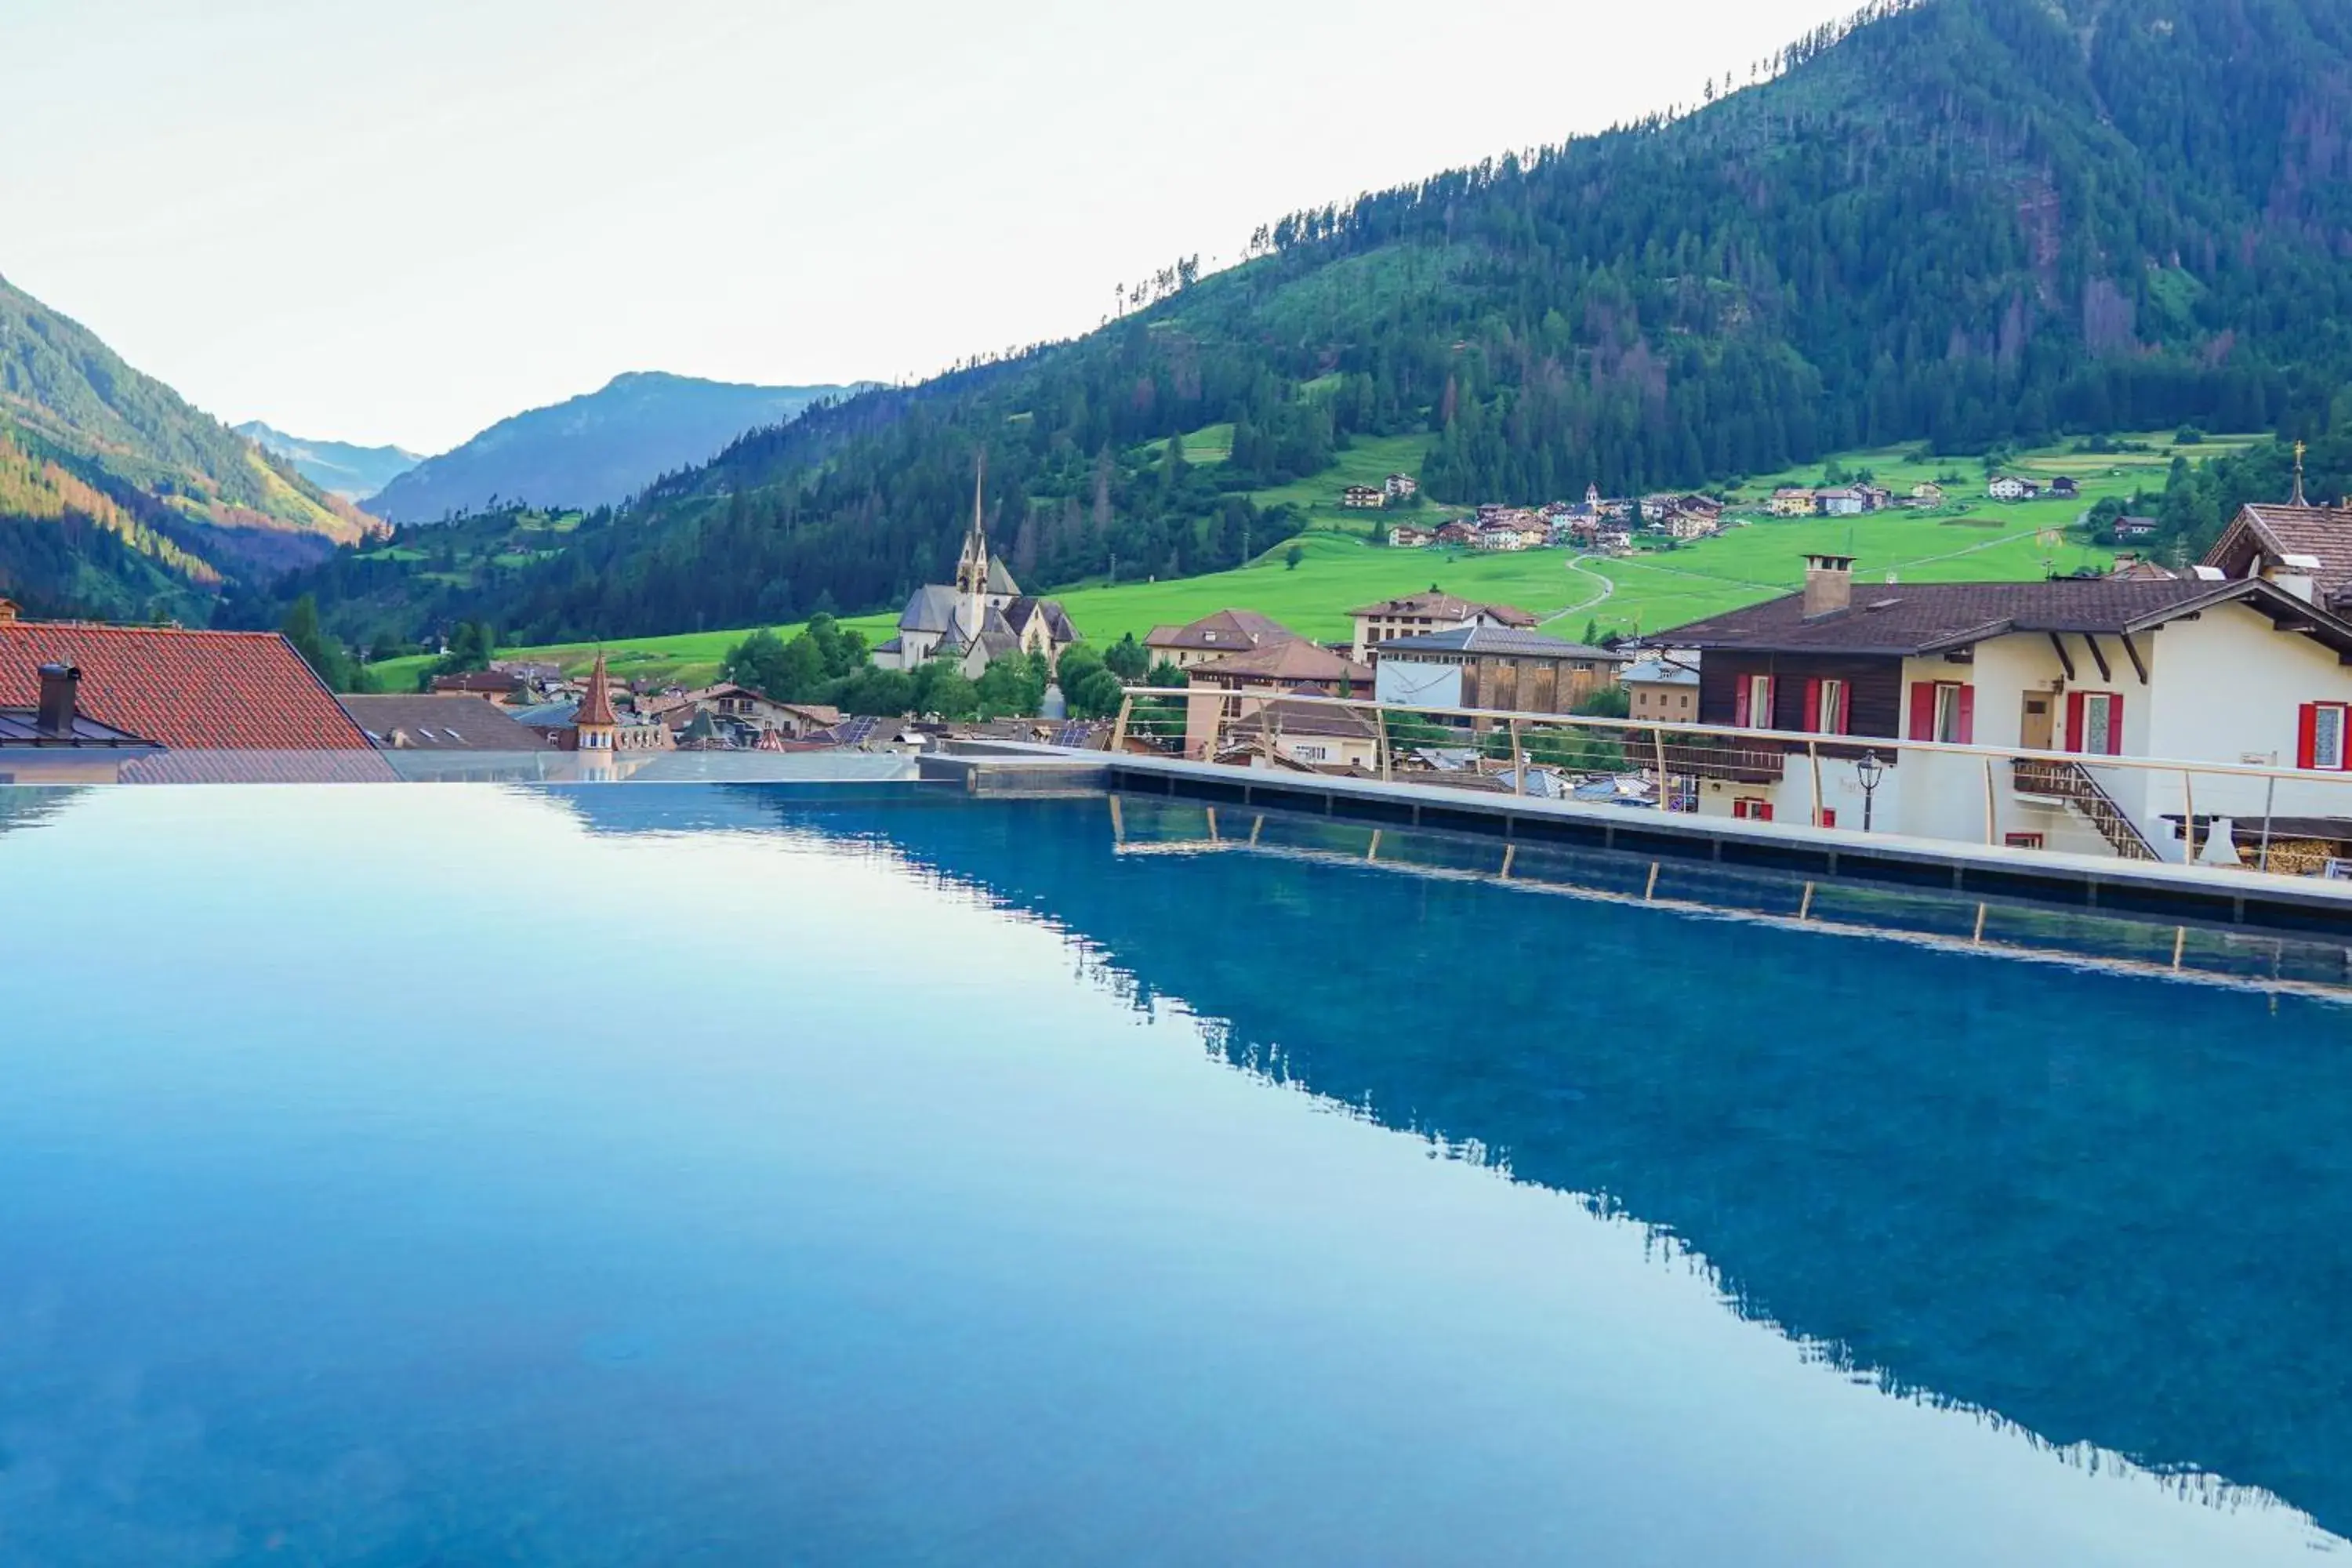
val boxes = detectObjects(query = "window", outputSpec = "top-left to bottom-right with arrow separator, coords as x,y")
1817,808 -> 1837,828
2004,832 -> 2046,851
1733,797 -> 1775,822
1293,743 -> 1329,761
1804,677 -> 1851,735
2299,702 -> 2350,771
1909,681 -> 1975,744
1733,673 -> 1774,731
2064,691 -> 2125,757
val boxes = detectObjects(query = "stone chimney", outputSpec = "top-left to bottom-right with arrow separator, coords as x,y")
36,662 -> 80,738
1802,554 -> 1855,619
2269,553 -> 2323,604
0,597 -> 18,626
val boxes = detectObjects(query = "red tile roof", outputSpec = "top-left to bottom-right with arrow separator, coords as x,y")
575,650 -> 619,727
0,619 -> 376,753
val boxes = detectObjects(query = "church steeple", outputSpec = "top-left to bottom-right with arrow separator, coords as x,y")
2292,440 -> 2310,507
955,453 -> 990,599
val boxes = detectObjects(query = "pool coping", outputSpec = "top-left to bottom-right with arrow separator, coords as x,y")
921,742 -> 2352,940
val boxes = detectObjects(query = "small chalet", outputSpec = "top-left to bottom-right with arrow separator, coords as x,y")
2112,515 -> 2160,540
1144,608 -> 1303,670
1223,691 -> 1385,772
1341,485 -> 1385,510
1911,482 -> 1946,505
1988,475 -> 2041,502
1769,488 -> 1818,518
2049,476 -> 2082,499
1816,487 -> 1866,517
1434,520 -> 1480,547
1181,639 -> 1374,760
1348,587 -> 1536,662
1388,524 -> 1434,549
1621,655 -> 1700,727
1650,553 -> 2352,857
1384,474 -> 1420,502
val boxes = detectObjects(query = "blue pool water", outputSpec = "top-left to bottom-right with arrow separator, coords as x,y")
0,783 -> 2346,1565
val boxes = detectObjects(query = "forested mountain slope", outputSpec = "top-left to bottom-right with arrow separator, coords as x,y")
0,275 -> 367,619
237,422 -> 421,501
364,372 -> 867,524
274,0 -> 2352,645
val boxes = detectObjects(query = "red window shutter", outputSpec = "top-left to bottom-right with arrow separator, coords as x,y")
1733,680 -> 1751,728
1908,682 -> 1934,742
1836,682 -> 1853,736
2065,691 -> 2086,753
2106,691 -> 2124,756
1955,685 -> 1975,745
1757,801 -> 1774,822
1802,678 -> 1822,734
1818,808 -> 1836,828
2297,703 -> 2319,770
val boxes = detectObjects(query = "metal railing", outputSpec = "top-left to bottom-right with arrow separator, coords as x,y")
1109,684 -> 2352,882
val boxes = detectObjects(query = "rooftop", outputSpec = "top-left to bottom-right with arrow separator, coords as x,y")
1656,575 -> 2352,659
1191,640 -> 1373,685
1347,588 -> 1536,626
1145,608 -> 1301,652
342,695 -> 554,752
0,620 -> 375,753
1377,626 -> 1624,661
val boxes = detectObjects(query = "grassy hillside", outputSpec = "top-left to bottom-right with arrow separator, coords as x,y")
0,274 -> 365,618
380,432 -> 2216,691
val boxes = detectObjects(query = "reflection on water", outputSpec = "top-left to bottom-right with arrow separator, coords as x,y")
0,781 -> 2343,1564
571,785 -> 2352,1538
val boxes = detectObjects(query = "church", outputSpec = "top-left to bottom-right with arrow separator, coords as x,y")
874,470 -> 1080,677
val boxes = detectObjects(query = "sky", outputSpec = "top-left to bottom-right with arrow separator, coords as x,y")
3,0 -> 1846,456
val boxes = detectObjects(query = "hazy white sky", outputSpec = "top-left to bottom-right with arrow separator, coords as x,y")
4,0 -> 1842,454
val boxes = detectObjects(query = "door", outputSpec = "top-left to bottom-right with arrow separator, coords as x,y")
2020,693 -> 2054,752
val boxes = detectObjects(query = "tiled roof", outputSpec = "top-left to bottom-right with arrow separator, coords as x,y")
1145,608 -> 1300,652
342,695 -> 554,751
574,652 -> 619,726
2205,503 -> 2352,605
1228,690 -> 1382,739
1621,659 -> 1699,686
1657,576 -> 2352,656
0,620 -> 375,753
1346,589 -> 1535,626
1377,626 -> 1625,660
1191,639 -> 1374,685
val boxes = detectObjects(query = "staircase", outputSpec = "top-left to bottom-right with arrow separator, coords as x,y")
2012,760 -> 2160,861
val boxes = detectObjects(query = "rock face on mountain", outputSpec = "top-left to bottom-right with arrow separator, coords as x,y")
0,274 -> 365,619
363,372 -> 863,524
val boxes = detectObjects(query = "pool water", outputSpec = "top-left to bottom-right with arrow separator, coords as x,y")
0,783 -> 2345,1565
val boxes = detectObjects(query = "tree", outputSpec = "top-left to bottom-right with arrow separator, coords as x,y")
722,628 -> 793,693
281,594 -> 350,689
1103,633 -> 1150,681
924,670 -> 980,720
975,655 -> 1046,719
1283,543 -> 1306,571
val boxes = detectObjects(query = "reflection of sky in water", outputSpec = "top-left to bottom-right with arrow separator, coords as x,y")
0,784 -> 2343,1565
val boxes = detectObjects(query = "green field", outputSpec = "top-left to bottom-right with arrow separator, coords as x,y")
365,432 -> 2252,691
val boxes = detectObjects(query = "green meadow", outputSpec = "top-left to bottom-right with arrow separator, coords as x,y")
368,431 -> 2252,691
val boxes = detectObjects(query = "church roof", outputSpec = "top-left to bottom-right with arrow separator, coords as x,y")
1003,596 -> 1078,642
575,651 -> 619,727
899,584 -> 967,634
989,556 -> 1021,597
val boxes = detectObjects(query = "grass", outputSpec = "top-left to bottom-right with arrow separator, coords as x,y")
361,431 -> 2256,691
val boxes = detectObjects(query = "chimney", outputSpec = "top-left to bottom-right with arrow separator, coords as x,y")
36,662 -> 80,738
2269,553 -> 2323,604
1802,554 -> 1855,619
0,597 -> 18,626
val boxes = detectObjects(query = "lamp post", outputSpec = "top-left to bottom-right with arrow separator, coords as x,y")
1856,750 -> 1886,833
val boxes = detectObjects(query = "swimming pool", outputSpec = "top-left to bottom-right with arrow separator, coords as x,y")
1,783 -> 2344,1564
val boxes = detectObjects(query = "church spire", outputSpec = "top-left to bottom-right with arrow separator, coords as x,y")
954,451 -> 990,599
2292,440 -> 2310,507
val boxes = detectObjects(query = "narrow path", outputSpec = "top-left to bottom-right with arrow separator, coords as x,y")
1540,554 -> 1617,626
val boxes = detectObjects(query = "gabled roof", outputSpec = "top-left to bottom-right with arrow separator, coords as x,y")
574,651 -> 619,727
898,584 -> 967,634
1656,575 -> 2352,659
1620,658 -> 1700,686
1002,596 -> 1079,642
1377,626 -> 1624,661
2205,503 -> 2352,607
1227,688 -> 1382,739
342,695 -> 553,752
1145,608 -> 1300,653
1192,639 -> 1373,686
1346,588 -> 1536,626
0,619 -> 375,753
0,704 -> 154,749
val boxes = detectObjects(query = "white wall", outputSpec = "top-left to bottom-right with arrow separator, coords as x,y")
1377,659 -> 1463,711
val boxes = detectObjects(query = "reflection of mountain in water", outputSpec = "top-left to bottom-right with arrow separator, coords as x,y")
564,785 -> 2352,1537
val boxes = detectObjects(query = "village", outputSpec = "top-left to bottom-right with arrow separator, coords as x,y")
9,457 -> 2352,877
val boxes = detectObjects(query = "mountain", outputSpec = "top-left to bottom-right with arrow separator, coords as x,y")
363,372 -> 867,524
0,274 -> 368,620
268,0 -> 2352,648
236,421 -> 420,501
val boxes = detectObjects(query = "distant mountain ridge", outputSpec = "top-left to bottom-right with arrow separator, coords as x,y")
0,274 -> 365,620
365,372 -> 869,524
236,421 -> 419,501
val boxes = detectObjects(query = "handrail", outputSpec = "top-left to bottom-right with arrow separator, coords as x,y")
1114,685 -> 2347,793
